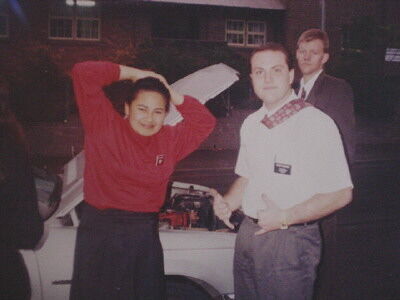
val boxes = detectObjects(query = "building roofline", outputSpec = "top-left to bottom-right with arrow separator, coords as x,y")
139,0 -> 286,10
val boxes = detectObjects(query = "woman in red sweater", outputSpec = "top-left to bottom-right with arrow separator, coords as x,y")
69,61 -> 216,300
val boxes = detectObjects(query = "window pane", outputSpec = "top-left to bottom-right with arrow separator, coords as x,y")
227,33 -> 244,45
248,22 -> 265,33
49,18 -> 72,38
227,20 -> 244,31
77,19 -> 99,39
248,34 -> 264,46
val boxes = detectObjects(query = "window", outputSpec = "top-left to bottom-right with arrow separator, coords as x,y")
226,19 -> 266,47
385,48 -> 400,63
226,20 -> 245,46
0,2 -> 9,38
49,0 -> 100,40
247,22 -> 265,46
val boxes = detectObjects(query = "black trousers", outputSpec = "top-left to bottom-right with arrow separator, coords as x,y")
70,203 -> 165,300
0,248 -> 31,300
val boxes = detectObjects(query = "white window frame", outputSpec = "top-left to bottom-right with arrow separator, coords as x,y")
49,0 -> 101,41
0,8 -> 9,38
385,48 -> 400,63
226,19 -> 266,47
246,21 -> 266,47
226,19 -> 245,46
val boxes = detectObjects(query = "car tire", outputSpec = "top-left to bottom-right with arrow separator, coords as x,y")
166,278 -> 212,300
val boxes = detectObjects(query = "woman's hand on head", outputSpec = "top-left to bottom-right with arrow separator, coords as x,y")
119,65 -> 184,105
120,65 -> 161,82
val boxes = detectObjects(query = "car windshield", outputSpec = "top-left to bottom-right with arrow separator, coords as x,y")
34,167 -> 62,221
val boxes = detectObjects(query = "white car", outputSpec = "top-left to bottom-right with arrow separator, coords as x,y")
23,152 -> 236,299
22,63 -> 240,300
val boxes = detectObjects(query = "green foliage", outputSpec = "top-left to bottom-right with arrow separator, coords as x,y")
10,50 -> 68,123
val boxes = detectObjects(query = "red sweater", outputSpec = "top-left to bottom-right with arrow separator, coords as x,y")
72,61 -> 216,212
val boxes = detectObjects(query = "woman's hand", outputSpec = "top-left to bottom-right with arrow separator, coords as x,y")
119,65 -> 184,105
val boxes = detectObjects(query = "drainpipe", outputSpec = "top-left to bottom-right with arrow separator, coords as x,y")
320,0 -> 326,31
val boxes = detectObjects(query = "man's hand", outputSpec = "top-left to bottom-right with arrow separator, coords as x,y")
210,189 -> 234,230
255,194 -> 284,235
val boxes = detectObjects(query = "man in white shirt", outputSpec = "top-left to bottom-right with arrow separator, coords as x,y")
212,43 -> 353,300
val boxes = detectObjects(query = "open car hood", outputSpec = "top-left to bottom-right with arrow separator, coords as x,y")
52,63 -> 239,219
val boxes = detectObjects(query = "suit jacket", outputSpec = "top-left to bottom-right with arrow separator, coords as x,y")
296,72 -> 355,163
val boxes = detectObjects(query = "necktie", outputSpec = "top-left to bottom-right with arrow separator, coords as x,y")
261,99 -> 312,129
300,87 -> 306,100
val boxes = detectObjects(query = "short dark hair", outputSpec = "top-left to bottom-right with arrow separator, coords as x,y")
297,28 -> 330,53
124,77 -> 171,112
250,42 -> 293,69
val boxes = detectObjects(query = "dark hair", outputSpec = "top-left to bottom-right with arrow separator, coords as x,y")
0,95 -> 27,181
297,28 -> 330,53
0,95 -> 25,148
250,42 -> 293,69
124,77 -> 171,112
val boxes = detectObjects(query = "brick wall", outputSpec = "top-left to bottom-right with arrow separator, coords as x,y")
284,0 -> 321,54
1,1 -> 283,85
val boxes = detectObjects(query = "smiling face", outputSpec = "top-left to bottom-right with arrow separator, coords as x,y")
250,50 -> 294,111
124,90 -> 167,136
296,39 -> 329,82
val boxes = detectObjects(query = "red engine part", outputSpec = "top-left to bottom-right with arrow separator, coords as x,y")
159,211 -> 190,228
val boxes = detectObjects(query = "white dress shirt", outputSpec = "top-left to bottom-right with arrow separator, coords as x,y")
235,90 -> 353,218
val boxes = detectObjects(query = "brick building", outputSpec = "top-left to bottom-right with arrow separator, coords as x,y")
1,0 -> 399,118
0,0 -> 285,76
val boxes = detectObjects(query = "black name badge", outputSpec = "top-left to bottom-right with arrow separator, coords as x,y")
274,162 -> 291,175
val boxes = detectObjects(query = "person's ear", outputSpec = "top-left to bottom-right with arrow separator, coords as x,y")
124,103 -> 130,117
322,53 -> 329,65
289,69 -> 295,85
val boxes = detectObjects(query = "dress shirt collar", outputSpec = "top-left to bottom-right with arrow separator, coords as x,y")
298,69 -> 323,99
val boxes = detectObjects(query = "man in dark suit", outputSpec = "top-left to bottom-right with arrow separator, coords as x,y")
295,28 -> 356,299
296,28 -> 355,163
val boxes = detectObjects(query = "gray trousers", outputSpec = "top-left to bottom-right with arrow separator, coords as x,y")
234,217 -> 321,300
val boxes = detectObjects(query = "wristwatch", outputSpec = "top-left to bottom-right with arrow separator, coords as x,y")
280,211 -> 289,230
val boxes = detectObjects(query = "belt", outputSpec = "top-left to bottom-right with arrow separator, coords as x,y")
247,216 -> 318,227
